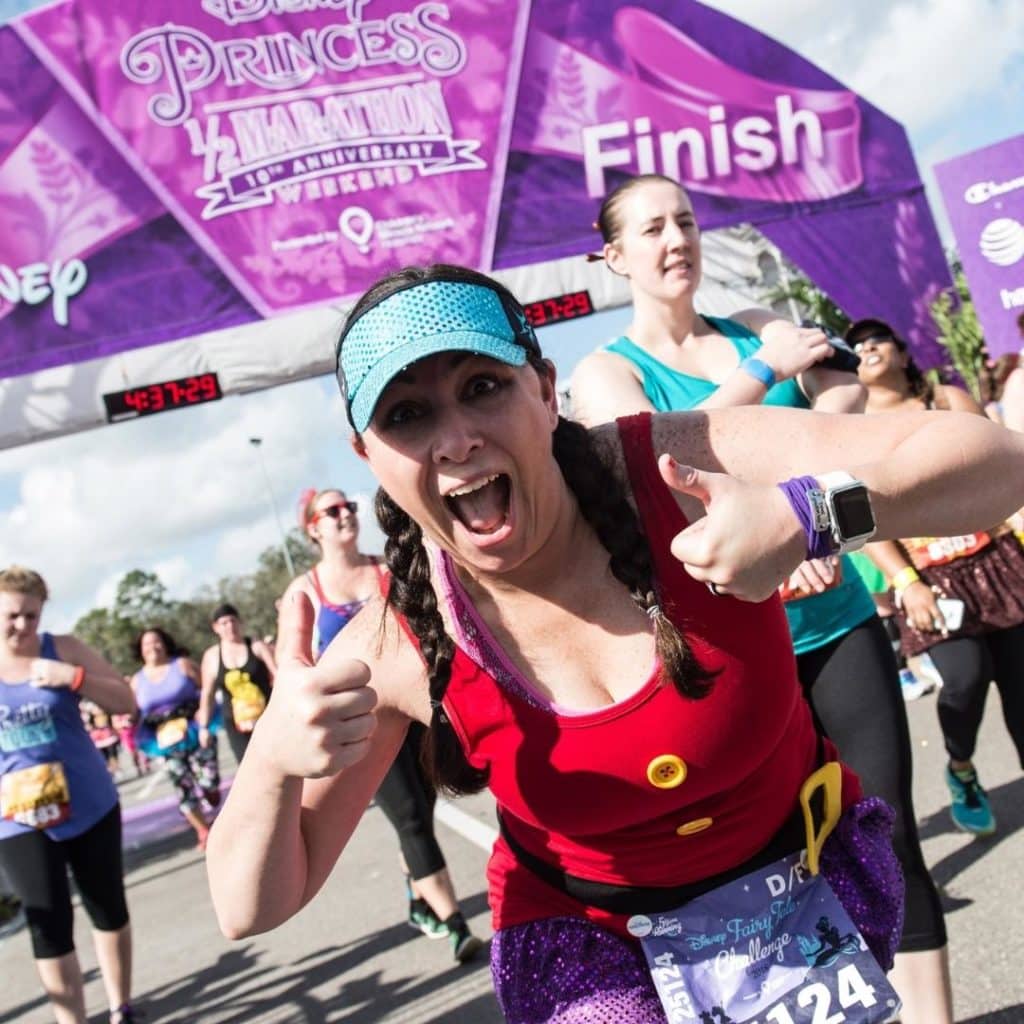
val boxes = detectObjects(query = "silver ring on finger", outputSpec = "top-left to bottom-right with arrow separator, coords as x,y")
706,581 -> 726,597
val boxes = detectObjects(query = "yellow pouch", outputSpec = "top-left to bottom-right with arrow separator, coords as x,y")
156,717 -> 188,750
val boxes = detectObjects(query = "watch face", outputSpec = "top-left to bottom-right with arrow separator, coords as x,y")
832,486 -> 876,538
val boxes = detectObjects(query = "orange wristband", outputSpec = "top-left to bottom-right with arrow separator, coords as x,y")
70,666 -> 85,692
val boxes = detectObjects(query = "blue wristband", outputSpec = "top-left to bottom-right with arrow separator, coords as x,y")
738,356 -> 776,390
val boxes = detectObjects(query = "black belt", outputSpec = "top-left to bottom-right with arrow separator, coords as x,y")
499,804 -> 809,916
142,700 -> 198,729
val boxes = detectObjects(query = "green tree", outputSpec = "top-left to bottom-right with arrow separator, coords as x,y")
72,534 -> 318,672
73,606 -> 137,676
113,570 -> 171,624
930,263 -> 986,401
765,268 -> 851,337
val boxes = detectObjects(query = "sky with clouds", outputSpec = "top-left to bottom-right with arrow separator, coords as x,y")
1,0 -> 1022,632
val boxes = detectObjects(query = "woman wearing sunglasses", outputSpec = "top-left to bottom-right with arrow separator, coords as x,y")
851,317 -> 1024,838
292,491 -> 384,661
280,489 -> 482,962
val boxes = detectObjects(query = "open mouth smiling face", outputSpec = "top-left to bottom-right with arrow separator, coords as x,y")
444,472 -> 513,539
358,352 -> 560,568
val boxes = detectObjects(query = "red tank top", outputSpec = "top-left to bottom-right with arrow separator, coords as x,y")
437,414 -> 859,939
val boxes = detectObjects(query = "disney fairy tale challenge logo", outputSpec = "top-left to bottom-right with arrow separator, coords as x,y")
119,0 -> 481,218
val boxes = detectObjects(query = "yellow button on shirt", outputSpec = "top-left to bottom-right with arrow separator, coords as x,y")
646,754 -> 687,789
676,817 -> 714,836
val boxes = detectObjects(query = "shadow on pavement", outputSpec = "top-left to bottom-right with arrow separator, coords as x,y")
914,775 -> 1023,903
133,891 -> 498,1023
122,826 -> 203,873
959,1005 -> 1024,1024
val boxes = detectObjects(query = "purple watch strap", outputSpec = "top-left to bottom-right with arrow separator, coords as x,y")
778,475 -> 836,560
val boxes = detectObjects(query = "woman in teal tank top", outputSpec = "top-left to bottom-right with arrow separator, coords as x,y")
570,174 -> 952,1024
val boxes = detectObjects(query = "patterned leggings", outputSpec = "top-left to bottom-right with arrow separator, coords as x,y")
163,736 -> 220,816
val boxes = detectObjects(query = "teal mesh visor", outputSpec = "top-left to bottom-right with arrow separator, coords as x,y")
339,280 -> 534,432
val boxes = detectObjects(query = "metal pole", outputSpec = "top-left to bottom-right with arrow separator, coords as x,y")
248,437 -> 296,578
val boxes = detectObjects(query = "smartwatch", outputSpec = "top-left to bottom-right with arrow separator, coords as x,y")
816,471 -> 877,553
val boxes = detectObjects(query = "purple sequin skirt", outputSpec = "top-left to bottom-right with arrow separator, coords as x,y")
896,532 -> 1024,657
492,798 -> 903,1024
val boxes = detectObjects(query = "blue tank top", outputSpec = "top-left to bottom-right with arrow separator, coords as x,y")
606,317 -> 876,654
309,562 -> 385,661
0,633 -> 118,841
132,659 -> 202,757
133,658 -> 200,718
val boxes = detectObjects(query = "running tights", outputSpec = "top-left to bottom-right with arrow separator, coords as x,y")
374,721 -> 446,881
797,615 -> 947,953
926,623 -> 1024,766
0,804 -> 129,958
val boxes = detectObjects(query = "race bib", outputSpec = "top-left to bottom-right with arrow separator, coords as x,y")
156,717 -> 189,750
629,851 -> 899,1024
1,761 -> 72,829
904,532 -> 989,568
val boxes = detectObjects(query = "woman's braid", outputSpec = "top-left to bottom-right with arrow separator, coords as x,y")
374,488 -> 488,795
551,417 -> 716,699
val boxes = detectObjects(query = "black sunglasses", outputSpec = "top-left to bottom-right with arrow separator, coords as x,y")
313,501 -> 358,523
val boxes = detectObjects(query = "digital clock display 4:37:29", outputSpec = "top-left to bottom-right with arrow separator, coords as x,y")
103,373 -> 222,423
522,290 -> 595,328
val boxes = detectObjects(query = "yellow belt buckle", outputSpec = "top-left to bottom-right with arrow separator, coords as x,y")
799,761 -> 842,876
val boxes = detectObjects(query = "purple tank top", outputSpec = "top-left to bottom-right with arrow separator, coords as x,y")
133,658 -> 199,717
0,633 -> 118,841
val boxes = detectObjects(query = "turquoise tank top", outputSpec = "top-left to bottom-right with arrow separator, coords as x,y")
605,316 -> 876,654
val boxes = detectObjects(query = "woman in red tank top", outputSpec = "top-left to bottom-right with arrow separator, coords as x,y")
207,267 -> 1024,1024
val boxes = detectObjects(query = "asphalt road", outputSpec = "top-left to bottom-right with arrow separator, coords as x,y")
2,690 -> 1022,1023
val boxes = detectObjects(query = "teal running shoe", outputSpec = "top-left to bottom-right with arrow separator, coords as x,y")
946,764 -> 996,836
407,897 -> 449,939
445,911 -> 484,963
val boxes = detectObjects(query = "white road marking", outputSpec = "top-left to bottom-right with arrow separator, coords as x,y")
435,798 -> 499,852
134,769 -> 164,801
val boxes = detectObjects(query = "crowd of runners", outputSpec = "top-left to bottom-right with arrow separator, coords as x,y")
4,174 -> 1024,1024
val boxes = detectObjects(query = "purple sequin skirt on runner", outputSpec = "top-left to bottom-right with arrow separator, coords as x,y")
491,798 -> 903,1024
896,532 -> 1024,657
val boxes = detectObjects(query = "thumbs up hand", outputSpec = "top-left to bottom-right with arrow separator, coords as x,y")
658,455 -> 806,602
253,591 -> 378,779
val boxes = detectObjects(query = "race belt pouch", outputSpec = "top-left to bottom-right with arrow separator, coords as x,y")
1,761 -> 72,829
629,765 -> 901,1024
155,717 -> 189,751
224,671 -> 267,733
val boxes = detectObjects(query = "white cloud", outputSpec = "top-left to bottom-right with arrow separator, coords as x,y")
150,555 -> 193,598
213,515 -> 285,579
844,0 -> 1024,133
0,376 -> 378,629
704,0 -> 1024,136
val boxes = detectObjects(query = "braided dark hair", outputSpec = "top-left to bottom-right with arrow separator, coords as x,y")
342,265 -> 715,795
374,486 -> 487,794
